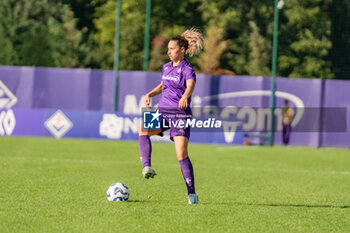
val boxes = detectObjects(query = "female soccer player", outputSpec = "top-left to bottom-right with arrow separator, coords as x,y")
138,28 -> 203,204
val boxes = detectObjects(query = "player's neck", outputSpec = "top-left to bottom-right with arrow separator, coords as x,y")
172,58 -> 184,67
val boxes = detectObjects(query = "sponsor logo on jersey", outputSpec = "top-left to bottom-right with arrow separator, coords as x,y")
162,75 -> 179,81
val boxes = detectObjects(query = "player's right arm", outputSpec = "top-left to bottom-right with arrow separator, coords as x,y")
144,82 -> 163,108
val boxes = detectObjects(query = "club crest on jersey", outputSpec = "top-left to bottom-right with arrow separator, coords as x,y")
177,68 -> 181,73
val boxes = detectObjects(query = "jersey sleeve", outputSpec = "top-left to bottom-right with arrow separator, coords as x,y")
183,65 -> 196,82
161,64 -> 166,75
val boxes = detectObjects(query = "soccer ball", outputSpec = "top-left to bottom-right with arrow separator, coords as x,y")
106,183 -> 130,201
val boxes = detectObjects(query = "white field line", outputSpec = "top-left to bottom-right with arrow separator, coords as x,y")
230,166 -> 350,176
215,146 -> 260,151
2,156 -> 350,176
0,156 -> 127,165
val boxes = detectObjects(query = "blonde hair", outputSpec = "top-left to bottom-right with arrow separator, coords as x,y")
181,27 -> 204,57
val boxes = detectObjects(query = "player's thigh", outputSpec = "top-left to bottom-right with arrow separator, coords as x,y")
138,126 -> 162,136
173,136 -> 189,160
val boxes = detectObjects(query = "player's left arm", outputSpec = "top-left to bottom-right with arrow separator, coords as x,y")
179,79 -> 195,110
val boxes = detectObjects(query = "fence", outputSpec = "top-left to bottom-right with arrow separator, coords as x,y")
0,66 -> 348,147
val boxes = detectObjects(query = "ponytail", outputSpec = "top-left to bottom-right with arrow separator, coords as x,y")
171,27 -> 204,57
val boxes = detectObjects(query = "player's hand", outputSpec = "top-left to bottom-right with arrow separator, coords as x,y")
179,97 -> 188,110
144,94 -> 151,108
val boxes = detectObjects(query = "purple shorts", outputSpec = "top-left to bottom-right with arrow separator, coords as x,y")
158,108 -> 191,140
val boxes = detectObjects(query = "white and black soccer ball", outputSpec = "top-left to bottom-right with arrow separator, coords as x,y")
106,183 -> 130,201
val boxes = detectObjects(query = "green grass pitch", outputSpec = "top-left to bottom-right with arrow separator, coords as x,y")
1,137 -> 350,232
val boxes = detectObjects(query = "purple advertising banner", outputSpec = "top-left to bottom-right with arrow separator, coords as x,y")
0,108 -> 141,140
0,65 -> 349,147
322,80 -> 350,147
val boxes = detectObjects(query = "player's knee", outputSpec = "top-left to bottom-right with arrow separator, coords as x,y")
176,150 -> 188,160
138,127 -> 156,136
138,127 -> 147,136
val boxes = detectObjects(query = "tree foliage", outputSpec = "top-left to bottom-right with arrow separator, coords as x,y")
247,21 -> 271,77
92,0 -> 147,70
0,0 -> 349,79
278,0 -> 333,78
197,25 -> 228,74
148,34 -> 167,72
0,0 -> 87,67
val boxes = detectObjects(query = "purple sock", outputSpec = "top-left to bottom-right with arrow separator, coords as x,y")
179,157 -> 195,194
139,135 -> 151,167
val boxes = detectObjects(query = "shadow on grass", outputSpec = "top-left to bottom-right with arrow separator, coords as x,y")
127,200 -> 147,203
201,202 -> 350,209
240,202 -> 350,209
126,199 -> 163,203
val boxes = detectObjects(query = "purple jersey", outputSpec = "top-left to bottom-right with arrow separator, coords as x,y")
158,59 -> 196,110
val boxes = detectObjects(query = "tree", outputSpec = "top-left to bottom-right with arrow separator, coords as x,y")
62,0 -> 106,33
247,21 -> 271,76
278,0 -> 333,78
91,0 -> 204,70
0,0 -> 86,67
1,0 -> 348,80
197,25 -> 227,74
199,0 -> 335,79
92,0 -> 145,70
198,0 -> 274,75
328,0 -> 350,80
148,34 -> 167,72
